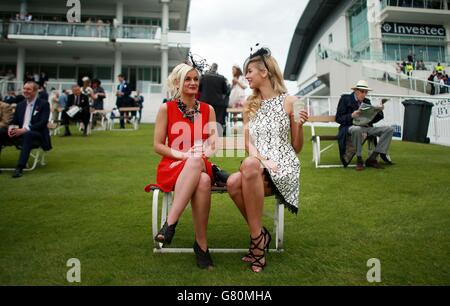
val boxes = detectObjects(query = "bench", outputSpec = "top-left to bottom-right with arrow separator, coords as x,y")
147,136 -> 285,254
226,108 -> 244,136
90,109 -> 112,132
309,116 -> 376,168
109,107 -> 140,131
48,108 -> 65,136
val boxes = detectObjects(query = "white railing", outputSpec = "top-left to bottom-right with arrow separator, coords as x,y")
381,0 -> 450,10
362,66 -> 450,95
116,25 -> 160,40
301,95 -> 450,147
317,49 -> 450,95
7,21 -> 161,41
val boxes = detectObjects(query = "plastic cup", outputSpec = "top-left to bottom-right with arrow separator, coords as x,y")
193,139 -> 204,154
293,97 -> 306,123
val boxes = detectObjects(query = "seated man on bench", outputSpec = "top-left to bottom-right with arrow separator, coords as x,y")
0,81 -> 52,178
62,84 -> 90,137
336,80 -> 394,171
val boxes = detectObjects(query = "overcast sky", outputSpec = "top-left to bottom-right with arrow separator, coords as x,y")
187,0 -> 309,95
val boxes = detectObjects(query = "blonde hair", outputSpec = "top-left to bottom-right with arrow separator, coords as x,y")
167,63 -> 200,99
244,55 -> 287,119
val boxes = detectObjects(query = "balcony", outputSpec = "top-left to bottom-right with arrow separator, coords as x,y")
381,0 -> 449,10
6,21 -> 164,43
8,21 -> 110,41
380,0 -> 450,23
114,24 -> 161,43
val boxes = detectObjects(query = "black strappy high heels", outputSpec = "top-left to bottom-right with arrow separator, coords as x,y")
241,226 -> 272,263
154,221 -> 178,245
247,226 -> 272,273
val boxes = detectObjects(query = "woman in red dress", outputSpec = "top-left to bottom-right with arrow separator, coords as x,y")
149,63 -> 217,269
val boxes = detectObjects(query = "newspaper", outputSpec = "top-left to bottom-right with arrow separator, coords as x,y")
353,99 -> 389,126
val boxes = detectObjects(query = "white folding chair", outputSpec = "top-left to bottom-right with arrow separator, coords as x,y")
0,146 -> 47,171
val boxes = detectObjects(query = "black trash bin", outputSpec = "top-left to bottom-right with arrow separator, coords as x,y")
401,100 -> 434,143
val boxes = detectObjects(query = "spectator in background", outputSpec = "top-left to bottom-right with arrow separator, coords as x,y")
33,72 -> 39,83
50,89 -> 61,122
6,69 -> 15,92
91,79 -> 106,128
59,89 -> 68,109
15,90 -> 25,104
435,63 -> 445,74
62,84 -> 90,137
428,71 -> 437,95
405,62 -> 414,79
91,79 -> 106,110
401,60 -> 407,74
336,80 -> 394,171
4,91 -> 17,105
199,63 -> 228,136
438,74 -> 448,94
134,91 -> 144,123
116,73 -> 132,129
0,100 -> 14,129
229,65 -> 247,108
407,52 -> 414,66
96,19 -> 105,37
81,76 -> 94,107
38,72 -> 48,88
418,60 -> 427,71
434,73 -> 442,95
24,72 -> 34,83
38,85 -> 49,102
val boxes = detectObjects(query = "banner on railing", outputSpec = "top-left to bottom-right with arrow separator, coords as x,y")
434,99 -> 450,119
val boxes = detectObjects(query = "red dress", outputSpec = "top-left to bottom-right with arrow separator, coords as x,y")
145,101 -> 214,193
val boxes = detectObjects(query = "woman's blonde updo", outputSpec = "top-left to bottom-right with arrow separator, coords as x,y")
167,63 -> 200,100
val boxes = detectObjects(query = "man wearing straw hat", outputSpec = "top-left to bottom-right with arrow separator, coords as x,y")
336,80 -> 394,171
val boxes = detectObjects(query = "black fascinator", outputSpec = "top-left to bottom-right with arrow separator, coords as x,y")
244,43 -> 271,72
187,52 -> 210,75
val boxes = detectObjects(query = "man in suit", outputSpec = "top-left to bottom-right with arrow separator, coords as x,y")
336,80 -> 394,171
62,84 -> 90,136
0,81 -> 52,178
199,63 -> 229,135
116,74 -> 132,129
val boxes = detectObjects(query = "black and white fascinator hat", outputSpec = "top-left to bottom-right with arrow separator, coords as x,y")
243,43 -> 271,72
187,52 -> 210,75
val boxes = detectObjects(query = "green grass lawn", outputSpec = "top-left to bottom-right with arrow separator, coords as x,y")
0,125 -> 449,286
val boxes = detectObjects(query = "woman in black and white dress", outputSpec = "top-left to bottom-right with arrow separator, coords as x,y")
227,47 -> 309,273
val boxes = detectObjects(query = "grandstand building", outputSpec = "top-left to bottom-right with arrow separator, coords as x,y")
0,0 -> 191,122
284,0 -> 450,97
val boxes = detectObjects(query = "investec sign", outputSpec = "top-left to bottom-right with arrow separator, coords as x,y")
382,22 -> 446,37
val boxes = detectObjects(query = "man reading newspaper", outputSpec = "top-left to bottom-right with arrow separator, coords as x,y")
336,80 -> 394,171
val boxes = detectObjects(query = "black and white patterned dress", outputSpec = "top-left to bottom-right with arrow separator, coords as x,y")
248,94 -> 300,214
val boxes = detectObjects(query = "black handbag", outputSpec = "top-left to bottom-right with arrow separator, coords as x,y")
212,164 -> 230,187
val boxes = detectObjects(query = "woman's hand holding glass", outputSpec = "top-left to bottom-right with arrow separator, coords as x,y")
293,97 -> 309,126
